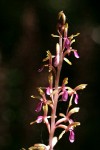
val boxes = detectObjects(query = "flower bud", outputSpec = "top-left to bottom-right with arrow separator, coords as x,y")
58,11 -> 66,24
54,43 -> 60,67
64,23 -> 68,37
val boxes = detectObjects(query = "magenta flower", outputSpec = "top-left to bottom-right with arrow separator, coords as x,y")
34,93 -> 53,113
34,88 -> 48,113
64,37 -> 71,50
71,92 -> 79,105
36,116 -> 43,123
68,119 -> 75,143
35,98 -> 50,113
30,116 -> 43,125
74,93 -> 79,104
63,26 -> 80,51
56,107 -> 80,126
30,115 -> 51,133
62,24 -> 80,63
68,92 -> 79,105
58,78 -> 69,101
56,119 -> 80,143
58,87 -> 68,102
46,87 -> 53,95
31,95 -> 44,112
69,84 -> 87,104
73,50 -> 80,58
35,100 -> 43,112
61,86 -> 68,101
67,88 -> 79,105
63,48 -> 80,64
63,24 -> 71,50
69,130 -> 75,143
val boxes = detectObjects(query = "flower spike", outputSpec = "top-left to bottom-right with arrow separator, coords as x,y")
28,11 -> 87,150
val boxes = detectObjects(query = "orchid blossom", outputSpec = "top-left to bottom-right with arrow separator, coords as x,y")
22,11 -> 87,150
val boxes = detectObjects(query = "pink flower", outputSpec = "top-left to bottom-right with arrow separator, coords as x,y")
63,24 -> 70,50
64,37 -> 71,49
56,118 -> 80,143
69,84 -> 87,104
69,130 -> 75,143
58,86 -> 68,102
73,50 -> 80,58
36,116 -> 43,123
37,116 -> 51,133
30,115 -> 51,133
68,119 -> 75,143
62,88 -> 68,101
68,88 -> 79,104
35,101 -> 43,112
46,87 -> 53,95
74,93 -> 79,104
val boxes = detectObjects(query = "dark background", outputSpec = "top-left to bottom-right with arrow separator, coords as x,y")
0,0 -> 100,150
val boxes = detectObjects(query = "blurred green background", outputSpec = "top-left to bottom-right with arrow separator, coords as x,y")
0,0 -> 100,150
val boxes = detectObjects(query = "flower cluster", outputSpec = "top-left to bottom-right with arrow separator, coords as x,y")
29,11 -> 87,150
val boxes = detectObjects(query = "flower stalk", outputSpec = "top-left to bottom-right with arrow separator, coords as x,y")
49,36 -> 63,150
22,11 -> 87,150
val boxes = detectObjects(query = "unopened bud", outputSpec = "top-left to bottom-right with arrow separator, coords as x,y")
58,11 -> 66,24
62,77 -> 68,85
64,23 -> 68,37
48,73 -> 53,84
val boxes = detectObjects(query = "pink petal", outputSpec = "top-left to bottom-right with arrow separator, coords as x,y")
74,50 -> 79,58
36,116 -> 43,123
69,119 -> 74,124
69,130 -> 75,143
46,87 -> 50,95
74,94 -> 79,104
64,38 -> 70,49
62,90 -> 68,101
35,102 -> 43,112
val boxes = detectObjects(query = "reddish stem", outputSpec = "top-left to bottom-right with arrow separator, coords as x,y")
49,36 -> 63,150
